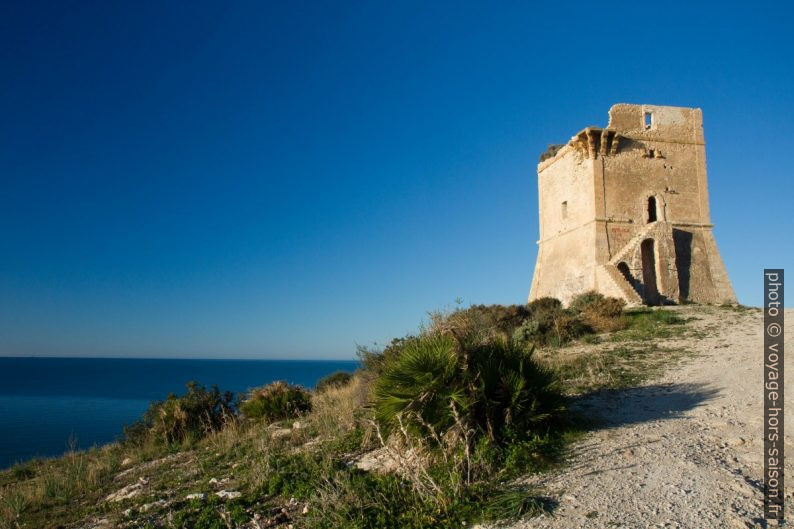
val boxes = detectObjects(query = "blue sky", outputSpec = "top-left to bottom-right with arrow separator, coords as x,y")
1,1 -> 791,359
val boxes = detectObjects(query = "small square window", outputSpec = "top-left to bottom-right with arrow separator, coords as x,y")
644,112 -> 653,129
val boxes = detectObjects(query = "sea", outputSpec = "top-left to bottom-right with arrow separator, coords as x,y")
0,357 -> 359,470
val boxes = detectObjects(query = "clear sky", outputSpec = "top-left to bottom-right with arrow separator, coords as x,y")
1,1 -> 791,359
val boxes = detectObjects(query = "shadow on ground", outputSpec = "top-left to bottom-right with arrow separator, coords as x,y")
571,382 -> 720,429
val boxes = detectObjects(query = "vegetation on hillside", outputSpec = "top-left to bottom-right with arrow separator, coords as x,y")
123,382 -> 237,447
239,381 -> 313,422
0,293 -> 699,529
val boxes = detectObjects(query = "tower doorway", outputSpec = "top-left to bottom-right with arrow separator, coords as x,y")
641,238 -> 660,305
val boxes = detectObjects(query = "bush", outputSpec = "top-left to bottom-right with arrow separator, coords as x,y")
569,291 -> 624,317
373,334 -> 460,438
454,304 -> 532,336
240,381 -> 312,422
429,304 -> 544,347
357,336 -> 420,375
548,312 -> 591,345
373,333 -> 565,444
511,319 -> 541,345
568,291 -> 603,313
527,298 -> 564,335
123,382 -> 236,446
527,297 -> 562,315
315,371 -> 353,393
569,291 -> 627,332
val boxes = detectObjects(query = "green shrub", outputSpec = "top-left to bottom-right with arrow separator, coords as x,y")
357,336 -> 421,375
10,463 -> 36,481
567,291 -> 627,333
516,297 -> 592,347
528,297 -> 562,319
413,295 -> 624,352
431,302 -> 567,348
526,298 -> 564,338
465,339 -> 565,439
568,291 -> 604,313
548,312 -> 591,345
373,333 -> 565,444
373,334 -> 460,438
123,382 -> 236,447
455,304 -> 532,336
511,319 -> 541,346
240,381 -> 312,422
570,291 -> 625,318
316,371 -> 353,392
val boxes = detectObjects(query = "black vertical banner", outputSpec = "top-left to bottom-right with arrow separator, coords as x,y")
764,269 -> 784,520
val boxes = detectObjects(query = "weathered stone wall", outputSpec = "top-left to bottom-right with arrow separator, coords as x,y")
529,148 -> 598,304
529,103 -> 736,306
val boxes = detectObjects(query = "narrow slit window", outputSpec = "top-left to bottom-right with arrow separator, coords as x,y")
644,112 -> 653,129
561,201 -> 568,219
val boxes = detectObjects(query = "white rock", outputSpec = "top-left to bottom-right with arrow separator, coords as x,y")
270,428 -> 292,439
104,479 -> 148,502
141,499 -> 168,512
186,493 -> 207,501
215,490 -> 242,500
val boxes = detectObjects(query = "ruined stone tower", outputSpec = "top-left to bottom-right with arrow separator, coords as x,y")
528,103 -> 736,306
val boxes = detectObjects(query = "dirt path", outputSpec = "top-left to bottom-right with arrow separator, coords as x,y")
505,306 -> 793,529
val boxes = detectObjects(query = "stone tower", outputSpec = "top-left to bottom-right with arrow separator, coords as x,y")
528,103 -> 736,306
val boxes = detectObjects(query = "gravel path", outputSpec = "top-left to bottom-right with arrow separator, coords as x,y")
505,306 -> 793,529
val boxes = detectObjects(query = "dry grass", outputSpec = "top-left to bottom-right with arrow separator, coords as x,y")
537,340 -> 688,394
310,373 -> 370,441
582,312 -> 628,333
0,443 -> 127,528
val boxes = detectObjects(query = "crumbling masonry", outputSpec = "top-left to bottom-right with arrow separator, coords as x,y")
528,104 -> 736,306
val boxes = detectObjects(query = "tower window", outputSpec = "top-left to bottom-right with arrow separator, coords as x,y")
647,196 -> 657,222
561,201 -> 568,219
644,112 -> 653,129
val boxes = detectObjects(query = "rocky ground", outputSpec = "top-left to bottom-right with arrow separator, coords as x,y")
502,306 -> 793,529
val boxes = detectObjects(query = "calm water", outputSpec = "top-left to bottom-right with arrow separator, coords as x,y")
0,357 -> 358,469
